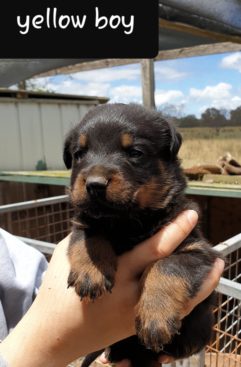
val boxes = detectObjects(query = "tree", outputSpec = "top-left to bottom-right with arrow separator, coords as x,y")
230,106 -> 241,126
178,114 -> 200,128
201,107 -> 227,127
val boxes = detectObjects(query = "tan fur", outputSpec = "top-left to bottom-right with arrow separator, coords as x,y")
136,262 -> 189,351
106,172 -> 133,203
184,242 -> 204,252
79,133 -> 88,148
68,237 -> 117,299
134,178 -> 172,210
121,133 -> 133,148
70,173 -> 87,205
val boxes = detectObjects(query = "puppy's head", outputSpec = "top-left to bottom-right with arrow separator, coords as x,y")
64,103 -> 185,217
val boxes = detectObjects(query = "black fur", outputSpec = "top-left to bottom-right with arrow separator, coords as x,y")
64,103 -> 220,367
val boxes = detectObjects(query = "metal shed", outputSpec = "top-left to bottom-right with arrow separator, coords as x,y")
0,89 -> 108,171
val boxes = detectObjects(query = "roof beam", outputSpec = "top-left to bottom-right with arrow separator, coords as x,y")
36,42 -> 241,78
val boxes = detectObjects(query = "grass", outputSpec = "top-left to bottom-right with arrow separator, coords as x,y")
178,126 -> 241,168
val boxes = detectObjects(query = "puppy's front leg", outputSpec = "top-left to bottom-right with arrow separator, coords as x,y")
135,241 -> 218,354
67,233 -> 117,300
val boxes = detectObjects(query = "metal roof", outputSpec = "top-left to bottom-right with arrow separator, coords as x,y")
1,0 -> 241,87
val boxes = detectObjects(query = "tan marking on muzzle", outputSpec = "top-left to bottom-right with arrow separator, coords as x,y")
70,174 -> 87,205
106,172 -> 133,203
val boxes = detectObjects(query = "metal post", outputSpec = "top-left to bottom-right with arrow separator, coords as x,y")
141,59 -> 156,109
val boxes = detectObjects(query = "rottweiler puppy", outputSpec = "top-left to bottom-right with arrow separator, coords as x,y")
63,103 -> 219,367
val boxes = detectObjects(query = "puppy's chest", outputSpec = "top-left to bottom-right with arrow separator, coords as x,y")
84,211 -> 172,255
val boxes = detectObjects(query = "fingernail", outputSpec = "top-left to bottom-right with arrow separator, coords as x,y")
159,356 -> 173,364
186,210 -> 198,226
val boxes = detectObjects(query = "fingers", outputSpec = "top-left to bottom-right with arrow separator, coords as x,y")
97,353 -> 131,367
182,257 -> 225,317
97,352 -> 108,364
120,210 -> 198,278
158,355 -> 175,364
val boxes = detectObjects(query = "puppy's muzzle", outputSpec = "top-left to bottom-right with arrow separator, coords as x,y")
86,175 -> 109,198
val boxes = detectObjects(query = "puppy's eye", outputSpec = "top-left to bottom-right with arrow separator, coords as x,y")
127,148 -> 144,158
73,149 -> 86,162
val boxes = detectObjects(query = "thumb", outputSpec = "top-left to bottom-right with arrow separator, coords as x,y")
119,210 -> 198,279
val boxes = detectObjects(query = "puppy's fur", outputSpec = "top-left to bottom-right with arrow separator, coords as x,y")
64,104 -> 219,367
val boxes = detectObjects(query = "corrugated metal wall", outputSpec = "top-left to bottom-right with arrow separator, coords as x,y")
0,97 -> 101,170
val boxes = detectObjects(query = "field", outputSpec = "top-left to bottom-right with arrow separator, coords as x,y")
178,126 -> 241,168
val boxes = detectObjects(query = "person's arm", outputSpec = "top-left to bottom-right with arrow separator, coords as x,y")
0,210 -> 224,367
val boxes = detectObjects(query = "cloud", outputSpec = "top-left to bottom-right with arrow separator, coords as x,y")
70,65 -> 141,83
189,82 -> 241,113
155,65 -> 188,80
109,85 -> 142,103
190,82 -> 232,100
45,79 -> 111,97
221,52 -> 241,72
28,73 -> 187,114
155,89 -> 184,105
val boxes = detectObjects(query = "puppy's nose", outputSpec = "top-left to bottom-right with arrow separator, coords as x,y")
86,176 -> 108,197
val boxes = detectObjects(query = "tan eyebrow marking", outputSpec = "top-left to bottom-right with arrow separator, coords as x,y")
121,133 -> 133,148
79,134 -> 87,148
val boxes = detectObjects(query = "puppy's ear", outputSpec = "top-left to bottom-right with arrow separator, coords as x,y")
169,122 -> 182,158
63,132 -> 74,169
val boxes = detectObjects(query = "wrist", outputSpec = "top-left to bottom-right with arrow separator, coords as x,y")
0,302 -> 64,367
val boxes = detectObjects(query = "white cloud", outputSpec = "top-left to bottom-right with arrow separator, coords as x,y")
155,65 -> 188,80
209,95 -> 241,111
109,85 -> 142,103
189,82 -> 241,113
155,89 -> 184,105
72,65 -> 140,83
45,79 -> 111,97
109,86 -> 185,108
190,82 -> 232,100
29,74 -> 187,112
221,52 -> 241,72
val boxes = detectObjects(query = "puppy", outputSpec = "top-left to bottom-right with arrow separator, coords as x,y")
63,103 -> 219,367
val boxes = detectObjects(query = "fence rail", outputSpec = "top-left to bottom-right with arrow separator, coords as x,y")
0,195 -> 241,367
0,195 -> 73,243
0,195 -> 68,213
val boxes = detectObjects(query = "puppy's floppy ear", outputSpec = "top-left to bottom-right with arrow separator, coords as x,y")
63,132 -> 74,169
168,122 -> 182,158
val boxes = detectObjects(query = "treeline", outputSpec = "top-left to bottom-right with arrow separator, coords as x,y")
171,106 -> 241,128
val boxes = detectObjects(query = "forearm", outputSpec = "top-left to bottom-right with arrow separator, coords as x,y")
0,295 -> 133,367
0,243 -> 134,367
0,307 -> 58,367
0,288 -> 105,367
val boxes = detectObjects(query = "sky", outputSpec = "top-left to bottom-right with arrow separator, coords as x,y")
30,51 -> 241,117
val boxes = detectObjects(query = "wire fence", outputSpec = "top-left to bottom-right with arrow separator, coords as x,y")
205,236 -> 241,367
0,195 -> 73,244
0,196 -> 241,367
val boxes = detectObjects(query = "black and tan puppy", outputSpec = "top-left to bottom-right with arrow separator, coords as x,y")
64,103 -> 219,367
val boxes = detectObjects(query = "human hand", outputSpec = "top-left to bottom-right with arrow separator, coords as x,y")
98,255 -> 224,367
0,210 -> 224,367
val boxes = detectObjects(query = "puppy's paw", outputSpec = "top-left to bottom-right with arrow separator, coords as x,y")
135,308 -> 181,352
68,268 -> 114,300
67,236 -> 117,301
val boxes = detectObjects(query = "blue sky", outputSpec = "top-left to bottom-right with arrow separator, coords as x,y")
32,51 -> 241,117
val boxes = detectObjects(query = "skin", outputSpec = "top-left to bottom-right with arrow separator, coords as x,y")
0,210 -> 224,367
